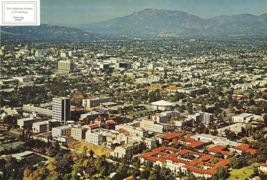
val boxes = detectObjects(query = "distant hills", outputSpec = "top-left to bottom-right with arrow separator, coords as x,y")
78,8 -> 267,38
1,24 -> 104,42
1,9 -> 267,42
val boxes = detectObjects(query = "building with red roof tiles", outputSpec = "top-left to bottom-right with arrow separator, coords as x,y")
105,120 -> 115,129
234,144 -> 257,156
186,141 -> 206,149
232,94 -> 245,99
180,137 -> 197,145
234,144 -> 250,150
160,133 -> 183,141
106,120 -> 115,124
95,117 -> 103,121
139,146 -> 229,179
86,123 -> 99,129
207,145 -> 234,158
181,158 -> 230,179
258,161 -> 267,173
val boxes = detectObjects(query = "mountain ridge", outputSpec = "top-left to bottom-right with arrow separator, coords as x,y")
1,24 -> 104,42
77,8 -> 267,38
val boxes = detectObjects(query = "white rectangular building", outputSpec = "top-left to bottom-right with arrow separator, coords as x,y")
232,113 -> 263,123
17,117 -> 41,129
52,126 -> 71,138
32,121 -> 47,133
85,130 -> 103,145
82,97 -> 109,108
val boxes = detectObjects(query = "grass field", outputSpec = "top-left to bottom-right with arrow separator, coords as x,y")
0,141 -> 24,151
228,163 -> 259,180
131,110 -> 150,117
27,155 -> 47,165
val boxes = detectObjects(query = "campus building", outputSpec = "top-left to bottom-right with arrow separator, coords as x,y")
82,97 -> 109,108
52,126 -> 71,138
17,116 -> 41,129
52,97 -> 71,124
85,130 -> 103,145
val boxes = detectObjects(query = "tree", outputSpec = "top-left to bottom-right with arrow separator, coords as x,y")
82,146 -> 88,157
23,166 -> 31,180
216,166 -> 225,179
89,148 -> 94,157
188,172 -> 197,180
215,153 -> 224,159
59,158 -> 69,169
210,157 -> 218,164
141,170 -> 150,179
228,156 -> 240,169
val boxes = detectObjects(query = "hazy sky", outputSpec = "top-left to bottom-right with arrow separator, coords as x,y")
41,0 -> 267,25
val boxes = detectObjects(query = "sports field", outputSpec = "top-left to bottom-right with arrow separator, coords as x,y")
0,141 -> 25,151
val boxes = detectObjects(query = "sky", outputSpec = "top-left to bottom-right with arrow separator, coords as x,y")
41,0 -> 267,25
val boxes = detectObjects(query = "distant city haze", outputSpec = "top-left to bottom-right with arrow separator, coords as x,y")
41,0 -> 267,25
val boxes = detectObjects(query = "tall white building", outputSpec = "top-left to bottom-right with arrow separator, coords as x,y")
52,97 -> 71,124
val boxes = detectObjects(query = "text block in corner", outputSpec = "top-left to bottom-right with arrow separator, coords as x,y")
0,0 -> 40,26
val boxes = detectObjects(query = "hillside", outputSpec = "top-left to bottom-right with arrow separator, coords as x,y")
1,24 -> 104,42
78,8 -> 267,38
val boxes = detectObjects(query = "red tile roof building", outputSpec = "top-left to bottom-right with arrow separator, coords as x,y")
234,144 -> 257,155
160,133 -> 183,140
207,145 -> 234,158
138,147 -> 230,179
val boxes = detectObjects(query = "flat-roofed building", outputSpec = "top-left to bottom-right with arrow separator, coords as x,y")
71,126 -> 87,140
177,87 -> 202,95
82,97 -> 109,108
188,112 -> 214,124
32,121 -> 47,133
85,130 -> 103,145
152,111 -> 180,123
17,117 -> 41,129
23,104 -> 52,117
79,111 -> 101,124
115,62 -> 132,70
148,63 -> 160,70
232,113 -> 263,123
145,138 -> 157,149
52,126 -> 71,137
110,142 -> 136,158
140,119 -> 168,133
12,76 -> 32,82
58,60 -> 74,73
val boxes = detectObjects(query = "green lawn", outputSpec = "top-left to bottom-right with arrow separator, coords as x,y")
229,163 -> 259,180
17,155 -> 47,169
0,141 -> 24,151
131,110 -> 150,117
28,155 -> 47,164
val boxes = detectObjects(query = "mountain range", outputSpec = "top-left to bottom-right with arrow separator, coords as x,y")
78,8 -> 267,38
1,8 -> 267,42
1,24 -> 103,42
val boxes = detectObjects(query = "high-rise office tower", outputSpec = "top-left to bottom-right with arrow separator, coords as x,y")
52,97 -> 71,124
